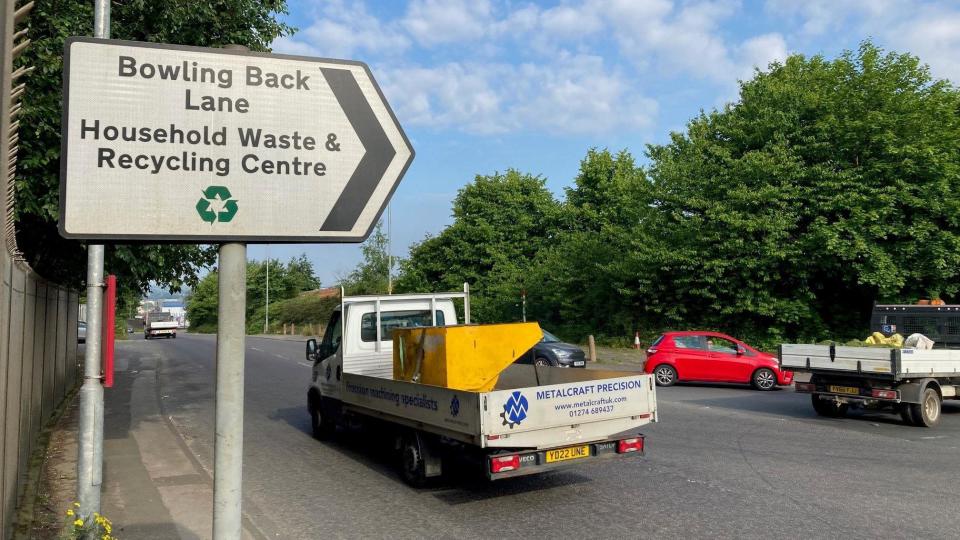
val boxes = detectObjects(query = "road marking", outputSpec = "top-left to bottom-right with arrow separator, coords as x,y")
298,362 -> 312,368
251,347 -> 263,352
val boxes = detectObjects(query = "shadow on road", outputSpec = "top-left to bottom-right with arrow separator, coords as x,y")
672,383 -> 960,428
268,405 -> 596,502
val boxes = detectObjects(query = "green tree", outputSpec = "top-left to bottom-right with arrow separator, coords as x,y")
186,254 -> 320,332
396,170 -> 561,322
525,149 -> 653,340
14,0 -> 294,293
185,271 -> 219,333
340,223 -> 390,295
640,41 -> 960,345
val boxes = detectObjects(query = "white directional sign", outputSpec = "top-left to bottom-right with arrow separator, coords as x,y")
59,38 -> 414,242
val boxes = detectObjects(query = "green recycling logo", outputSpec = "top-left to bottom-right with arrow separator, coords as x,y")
195,185 -> 238,224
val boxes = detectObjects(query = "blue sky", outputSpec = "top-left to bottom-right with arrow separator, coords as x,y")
245,0 -> 960,286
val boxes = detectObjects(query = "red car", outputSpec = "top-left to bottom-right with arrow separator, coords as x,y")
644,331 -> 793,390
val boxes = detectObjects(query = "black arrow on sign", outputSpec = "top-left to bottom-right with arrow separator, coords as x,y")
320,68 -> 397,232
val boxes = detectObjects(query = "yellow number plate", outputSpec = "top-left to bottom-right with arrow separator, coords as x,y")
828,385 -> 859,395
545,445 -> 590,463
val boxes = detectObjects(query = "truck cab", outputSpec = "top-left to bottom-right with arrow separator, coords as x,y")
311,292 -> 462,401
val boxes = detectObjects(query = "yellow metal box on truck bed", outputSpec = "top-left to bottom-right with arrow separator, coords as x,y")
392,322 -> 542,392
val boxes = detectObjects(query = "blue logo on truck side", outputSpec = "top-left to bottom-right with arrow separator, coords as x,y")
450,395 -> 460,417
501,391 -> 529,428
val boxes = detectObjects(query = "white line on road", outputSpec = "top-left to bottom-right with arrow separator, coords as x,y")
298,362 -> 312,368
251,347 -> 263,352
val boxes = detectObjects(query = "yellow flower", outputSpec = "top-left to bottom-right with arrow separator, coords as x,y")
74,518 -> 84,527
73,502 -> 81,508
66,509 -> 74,516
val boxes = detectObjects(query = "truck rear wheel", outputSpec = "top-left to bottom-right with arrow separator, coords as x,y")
400,434 -> 427,488
811,394 -> 847,417
907,388 -> 941,428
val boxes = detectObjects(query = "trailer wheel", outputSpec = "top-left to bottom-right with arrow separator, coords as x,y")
400,434 -> 427,488
811,394 -> 848,417
751,368 -> 777,391
653,365 -> 677,387
908,388 -> 941,428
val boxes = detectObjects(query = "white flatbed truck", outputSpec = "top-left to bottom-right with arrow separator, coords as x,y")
144,310 -> 177,339
780,344 -> 960,427
305,286 -> 658,485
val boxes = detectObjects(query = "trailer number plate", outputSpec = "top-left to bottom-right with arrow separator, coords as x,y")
828,385 -> 859,395
545,445 -> 590,463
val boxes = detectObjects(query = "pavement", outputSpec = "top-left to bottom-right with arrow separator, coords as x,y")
28,332 -> 960,539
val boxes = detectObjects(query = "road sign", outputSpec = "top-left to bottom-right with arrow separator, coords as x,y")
59,38 -> 414,242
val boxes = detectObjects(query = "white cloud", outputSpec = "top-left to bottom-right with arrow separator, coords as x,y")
764,0 -> 960,84
272,1 -> 798,135
401,0 -> 495,46
378,54 -> 657,135
272,1 -> 409,58
539,3 -> 605,38
736,33 -> 788,79
886,8 -> 960,82
765,0 -> 906,37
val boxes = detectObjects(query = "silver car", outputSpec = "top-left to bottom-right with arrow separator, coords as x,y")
78,321 -> 87,343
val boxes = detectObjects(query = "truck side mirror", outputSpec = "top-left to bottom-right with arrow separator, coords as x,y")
306,338 -> 318,361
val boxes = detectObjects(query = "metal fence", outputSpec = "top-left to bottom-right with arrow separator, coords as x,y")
0,254 -> 80,538
0,1 -> 82,537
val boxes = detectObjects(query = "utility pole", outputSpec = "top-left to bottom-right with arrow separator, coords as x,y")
214,45 -> 248,540
264,244 -> 269,333
77,0 -> 108,523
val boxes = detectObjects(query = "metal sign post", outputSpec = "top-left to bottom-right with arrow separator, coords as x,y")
76,0 -> 109,523
213,243 -> 245,539
59,35 -> 413,539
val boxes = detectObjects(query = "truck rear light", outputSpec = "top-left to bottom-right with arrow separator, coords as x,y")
871,389 -> 898,400
617,437 -> 644,454
795,382 -> 815,393
490,454 -> 520,473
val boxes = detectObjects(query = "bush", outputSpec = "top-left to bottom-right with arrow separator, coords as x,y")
248,292 -> 339,335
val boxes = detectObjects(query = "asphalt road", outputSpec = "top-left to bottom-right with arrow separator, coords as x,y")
123,333 -> 960,539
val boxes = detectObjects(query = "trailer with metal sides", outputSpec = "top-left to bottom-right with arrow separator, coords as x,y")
780,344 -> 960,427
305,286 -> 658,485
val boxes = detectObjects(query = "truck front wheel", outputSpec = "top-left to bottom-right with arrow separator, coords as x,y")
907,388 -> 941,428
309,396 -> 335,440
811,394 -> 848,417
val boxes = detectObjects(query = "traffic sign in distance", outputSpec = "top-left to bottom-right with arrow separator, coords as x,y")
59,38 -> 414,242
